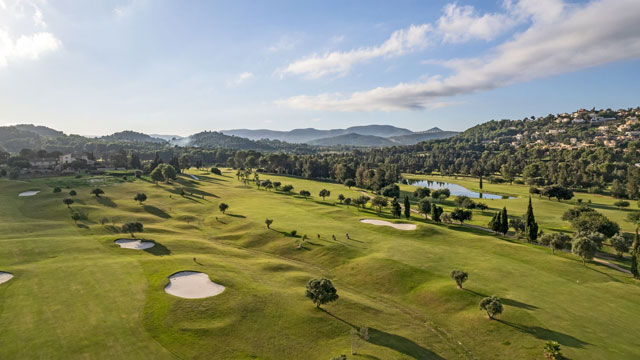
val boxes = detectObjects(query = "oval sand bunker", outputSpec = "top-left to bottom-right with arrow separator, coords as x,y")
165,271 -> 225,299
0,272 -> 14,285
114,239 -> 155,250
18,190 -> 40,197
360,219 -> 417,231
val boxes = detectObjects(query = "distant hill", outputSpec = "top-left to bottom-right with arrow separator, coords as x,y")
222,125 -> 413,143
308,133 -> 397,147
101,131 -> 166,144
389,128 -> 459,145
13,124 -> 65,138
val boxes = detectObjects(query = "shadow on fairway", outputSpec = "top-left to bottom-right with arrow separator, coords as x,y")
143,205 -> 171,219
144,241 -> 171,256
368,328 -> 446,360
96,196 -> 117,208
497,320 -> 590,348
226,213 -> 246,218
463,289 -> 539,310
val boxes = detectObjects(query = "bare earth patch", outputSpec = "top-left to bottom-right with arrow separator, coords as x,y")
114,239 -> 155,250
18,191 -> 40,197
360,219 -> 417,231
164,271 -> 225,299
0,272 -> 14,285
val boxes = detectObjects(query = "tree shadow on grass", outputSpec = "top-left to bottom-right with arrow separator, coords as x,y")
226,213 -> 246,218
143,205 -> 171,219
367,328 -> 446,360
497,320 -> 590,348
96,196 -> 117,208
77,223 -> 89,229
144,241 -> 171,256
462,289 -> 539,310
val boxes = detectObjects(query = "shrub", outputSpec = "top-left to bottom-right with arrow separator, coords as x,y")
210,167 -> 222,175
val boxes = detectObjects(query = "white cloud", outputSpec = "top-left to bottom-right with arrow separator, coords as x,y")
0,0 -> 61,67
227,72 -> 253,86
278,0 -> 640,111
281,24 -> 431,78
437,3 -> 516,43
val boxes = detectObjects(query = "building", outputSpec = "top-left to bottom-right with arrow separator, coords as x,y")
59,154 -> 96,165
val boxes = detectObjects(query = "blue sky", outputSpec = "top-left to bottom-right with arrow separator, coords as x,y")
1,0 -> 639,136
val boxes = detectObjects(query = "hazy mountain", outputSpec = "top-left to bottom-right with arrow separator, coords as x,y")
222,124 -> 413,143
389,128 -> 459,145
150,134 -> 184,141
307,133 -> 397,147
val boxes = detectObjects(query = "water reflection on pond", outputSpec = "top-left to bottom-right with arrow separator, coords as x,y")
407,179 -> 515,199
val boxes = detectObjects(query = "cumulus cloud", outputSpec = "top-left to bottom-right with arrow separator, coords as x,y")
281,24 -> 431,78
227,71 -> 254,86
437,3 -> 517,43
278,0 -> 640,111
0,0 -> 61,67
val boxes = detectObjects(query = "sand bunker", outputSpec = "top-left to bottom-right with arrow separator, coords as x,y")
0,272 -> 14,285
360,219 -> 417,231
18,190 -> 40,197
164,271 -> 225,299
114,239 -> 155,250
190,174 -> 199,180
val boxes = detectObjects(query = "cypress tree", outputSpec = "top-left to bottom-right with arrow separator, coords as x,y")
479,176 -> 483,190
524,197 -> 538,243
489,212 -> 501,233
632,231 -> 639,278
403,195 -> 411,219
500,207 -> 509,235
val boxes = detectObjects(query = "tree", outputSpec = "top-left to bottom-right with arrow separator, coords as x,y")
451,208 -> 472,224
403,195 -> 411,219
273,181 -> 281,190
299,190 -> 311,199
413,187 -> 430,199
122,221 -> 143,237
319,189 -> 331,200
524,197 -> 538,243
625,212 -> 640,278
218,203 -> 229,214
479,176 -> 483,190
500,207 -> 509,235
70,210 -> 87,224
431,204 -> 443,222
134,193 -> 147,204
381,184 -> 400,198
610,234 -> 631,257
53,187 -> 61,193
489,212 -> 501,233
265,218 -> 273,229
69,190 -> 77,196
541,185 -> 574,201
418,198 -> 431,219
371,196 -> 388,212
572,236 -> 597,265
548,233 -> 570,254
162,164 -> 177,182
479,296 -> 503,320
337,194 -> 345,203
282,184 -> 294,193
344,198 -> 352,207
391,198 -> 402,218
63,198 -> 74,208
353,196 -> 368,209
543,341 -> 562,360
614,200 -> 630,209
150,167 -> 164,184
450,270 -> 468,289
563,207 -> 619,238
305,278 -> 339,308
210,167 -> 222,175
344,179 -> 356,189
91,188 -> 104,197
510,218 -> 525,237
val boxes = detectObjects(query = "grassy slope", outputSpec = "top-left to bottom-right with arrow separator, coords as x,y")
0,170 -> 639,359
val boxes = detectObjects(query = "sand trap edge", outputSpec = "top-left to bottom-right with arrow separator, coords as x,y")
0,272 -> 14,285
114,239 -> 156,250
360,219 -> 417,231
164,271 -> 225,299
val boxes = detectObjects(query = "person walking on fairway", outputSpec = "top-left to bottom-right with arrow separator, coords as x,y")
346,233 -> 350,240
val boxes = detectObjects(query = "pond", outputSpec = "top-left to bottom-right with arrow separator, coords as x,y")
407,179 -> 514,200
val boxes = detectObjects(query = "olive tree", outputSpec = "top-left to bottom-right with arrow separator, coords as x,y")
572,236 -> 598,265
63,198 -> 74,208
134,193 -> 147,204
218,203 -> 229,214
122,221 -> 143,237
450,270 -> 468,289
91,188 -> 104,197
305,278 -> 339,308
479,296 -> 503,320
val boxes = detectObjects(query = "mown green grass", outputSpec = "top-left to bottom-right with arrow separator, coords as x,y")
1,169 -> 639,359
